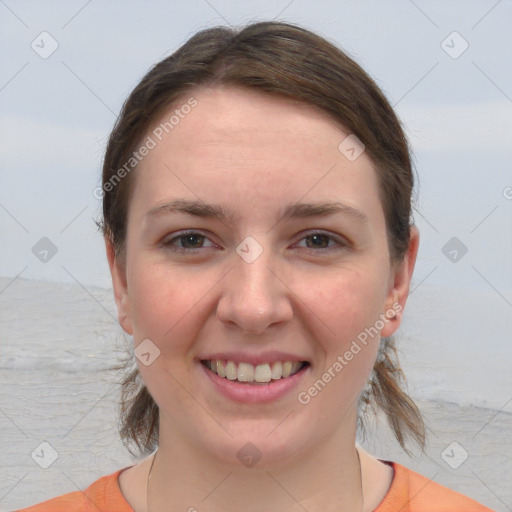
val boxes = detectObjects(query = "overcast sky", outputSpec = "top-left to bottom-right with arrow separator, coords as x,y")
1,0 -> 511,297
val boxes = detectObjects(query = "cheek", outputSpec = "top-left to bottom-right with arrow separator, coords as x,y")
128,265 -> 209,404
127,259 -> 207,349
301,264 -> 389,338
300,267 -> 387,386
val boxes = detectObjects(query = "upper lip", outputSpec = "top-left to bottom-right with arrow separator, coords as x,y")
198,351 -> 310,366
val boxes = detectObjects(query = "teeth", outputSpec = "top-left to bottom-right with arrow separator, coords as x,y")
271,361 -> 282,379
282,361 -> 292,378
216,360 -> 226,378
225,361 -> 237,380
254,364 -> 272,383
204,359 -> 305,382
237,362 -> 254,382
292,361 -> 302,373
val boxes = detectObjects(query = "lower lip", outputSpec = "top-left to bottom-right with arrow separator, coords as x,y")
199,362 -> 309,404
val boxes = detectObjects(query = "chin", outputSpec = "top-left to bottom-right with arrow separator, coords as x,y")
196,418 -> 312,470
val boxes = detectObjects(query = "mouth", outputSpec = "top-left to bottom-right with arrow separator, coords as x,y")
200,359 -> 309,385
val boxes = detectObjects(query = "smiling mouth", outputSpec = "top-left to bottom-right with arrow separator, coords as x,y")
200,359 -> 309,384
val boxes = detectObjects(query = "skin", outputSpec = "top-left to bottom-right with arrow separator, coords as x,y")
107,85 -> 419,512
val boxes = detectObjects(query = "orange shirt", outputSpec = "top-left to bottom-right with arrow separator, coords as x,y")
15,461 -> 493,512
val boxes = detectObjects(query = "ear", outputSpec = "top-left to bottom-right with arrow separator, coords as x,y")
105,235 -> 133,335
380,225 -> 419,337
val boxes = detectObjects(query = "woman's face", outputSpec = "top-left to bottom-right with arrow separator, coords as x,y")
108,85 -> 417,466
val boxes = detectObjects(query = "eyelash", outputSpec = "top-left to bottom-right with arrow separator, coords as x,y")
161,230 -> 348,254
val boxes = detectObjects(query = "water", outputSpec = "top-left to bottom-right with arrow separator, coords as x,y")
1,277 -> 509,510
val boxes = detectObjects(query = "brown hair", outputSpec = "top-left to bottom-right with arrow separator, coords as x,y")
100,21 -> 424,455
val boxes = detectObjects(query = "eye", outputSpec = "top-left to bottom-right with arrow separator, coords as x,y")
294,231 -> 347,252
161,229 -> 347,254
162,230 -> 216,252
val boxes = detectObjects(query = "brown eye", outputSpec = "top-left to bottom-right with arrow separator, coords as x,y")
163,231 -> 215,252
176,233 -> 205,249
295,231 -> 346,252
304,233 -> 331,249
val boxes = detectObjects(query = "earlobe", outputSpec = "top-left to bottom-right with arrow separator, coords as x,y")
104,235 -> 133,335
380,226 -> 420,338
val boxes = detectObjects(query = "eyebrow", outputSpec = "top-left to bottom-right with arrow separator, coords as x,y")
145,199 -> 368,223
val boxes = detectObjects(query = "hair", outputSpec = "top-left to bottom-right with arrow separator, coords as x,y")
99,20 -> 425,456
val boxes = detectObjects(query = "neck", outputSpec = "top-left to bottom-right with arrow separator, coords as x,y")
147,422 -> 364,512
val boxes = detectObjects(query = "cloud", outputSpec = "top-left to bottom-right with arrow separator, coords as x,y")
0,114 -> 107,168
398,100 -> 512,152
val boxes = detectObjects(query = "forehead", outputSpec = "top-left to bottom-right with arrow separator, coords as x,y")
129,85 -> 383,226
158,85 -> 348,154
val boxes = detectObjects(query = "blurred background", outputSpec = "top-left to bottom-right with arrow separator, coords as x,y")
1,1 -> 511,510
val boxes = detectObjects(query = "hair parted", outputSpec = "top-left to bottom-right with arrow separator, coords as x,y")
99,20 -> 424,456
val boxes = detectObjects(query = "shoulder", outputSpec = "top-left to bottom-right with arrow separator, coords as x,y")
14,468 -> 133,512
376,461 -> 494,512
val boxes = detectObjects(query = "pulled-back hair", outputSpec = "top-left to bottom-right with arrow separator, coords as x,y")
99,21 -> 424,455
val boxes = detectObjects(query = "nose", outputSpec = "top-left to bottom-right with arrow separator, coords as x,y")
216,245 -> 293,335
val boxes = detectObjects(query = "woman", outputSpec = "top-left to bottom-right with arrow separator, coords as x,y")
17,21 -> 493,512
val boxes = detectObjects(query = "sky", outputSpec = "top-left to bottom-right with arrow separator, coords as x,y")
1,1 -> 511,352
1,6 -> 511,509
1,0 -> 511,291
